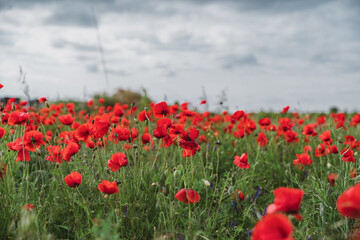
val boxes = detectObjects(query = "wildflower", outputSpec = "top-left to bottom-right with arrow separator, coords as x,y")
0,127 -> 5,139
258,117 -> 271,127
232,111 -> 244,120
302,124 -> 317,137
98,180 -> 119,195
233,190 -> 245,201
107,152 -> 128,172
328,173 -> 338,186
23,204 -> 34,211
75,123 -> 92,142
64,172 -> 82,187
293,153 -> 313,166
153,102 -> 170,118
39,97 -> 47,103
267,187 -> 304,220
319,130 -> 332,145
45,146 -> 63,163
58,114 -> 75,126
62,142 -> 80,161
341,148 -> 355,163
337,183 -> 360,218
256,132 -> 268,147
23,130 -> 45,152
234,153 -> 250,169
8,138 -> 30,162
175,189 -> 201,204
281,106 -> 290,114
315,144 -> 326,157
285,131 -> 299,143
251,213 -> 294,240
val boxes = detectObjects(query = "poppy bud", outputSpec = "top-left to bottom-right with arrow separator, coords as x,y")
45,101 -> 50,108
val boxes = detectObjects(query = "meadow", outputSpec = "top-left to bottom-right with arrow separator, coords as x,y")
0,94 -> 360,239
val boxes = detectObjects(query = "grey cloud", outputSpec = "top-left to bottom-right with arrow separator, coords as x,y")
0,29 -> 14,46
45,6 -> 94,27
86,64 -> 99,73
156,64 -> 177,78
151,32 -> 212,52
221,54 -> 259,70
52,39 -> 98,52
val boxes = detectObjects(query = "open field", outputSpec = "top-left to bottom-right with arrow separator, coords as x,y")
0,97 -> 360,239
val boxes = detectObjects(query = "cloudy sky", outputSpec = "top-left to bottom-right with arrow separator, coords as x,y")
0,0 -> 359,112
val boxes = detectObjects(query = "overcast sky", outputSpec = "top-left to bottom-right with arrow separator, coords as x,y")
0,0 -> 359,112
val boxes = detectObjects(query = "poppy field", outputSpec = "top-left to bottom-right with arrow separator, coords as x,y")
0,91 -> 360,239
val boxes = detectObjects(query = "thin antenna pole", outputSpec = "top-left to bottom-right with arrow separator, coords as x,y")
90,7 -> 109,87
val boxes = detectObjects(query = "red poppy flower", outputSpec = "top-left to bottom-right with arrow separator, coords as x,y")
281,106 -> 290,114
107,152 -> 128,172
200,100 -> 207,105
0,127 -> 5,139
337,183 -> 360,218
46,146 -> 63,163
153,125 -> 168,139
285,131 -> 299,143
303,145 -> 312,153
157,118 -> 173,128
232,190 -> 245,201
234,153 -> 250,169
0,163 -> 6,180
39,97 -> 47,103
319,130 -> 332,145
0,83 -> 3,89
251,213 -> 294,240
23,130 -> 45,152
267,187 -> 304,220
341,148 -> 355,163
154,102 -> 170,118
256,132 -> 268,147
328,173 -> 338,186
175,189 -> 201,204
23,204 -> 34,211
344,135 -> 356,147
138,110 -> 152,122
113,104 -> 124,117
302,124 -> 317,137
231,110 -> 244,120
8,111 -> 30,126
88,99 -> 93,107
258,117 -> 271,127
91,115 -> 110,139
113,126 -> 131,142
62,141 -> 80,161
131,128 -> 139,139
7,138 -> 30,162
326,145 -> 338,154
141,133 -> 153,145
315,144 -> 327,157
293,153 -> 313,166
58,114 -> 75,126
98,180 -> 119,194
75,123 -> 92,142
64,172 -> 82,187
